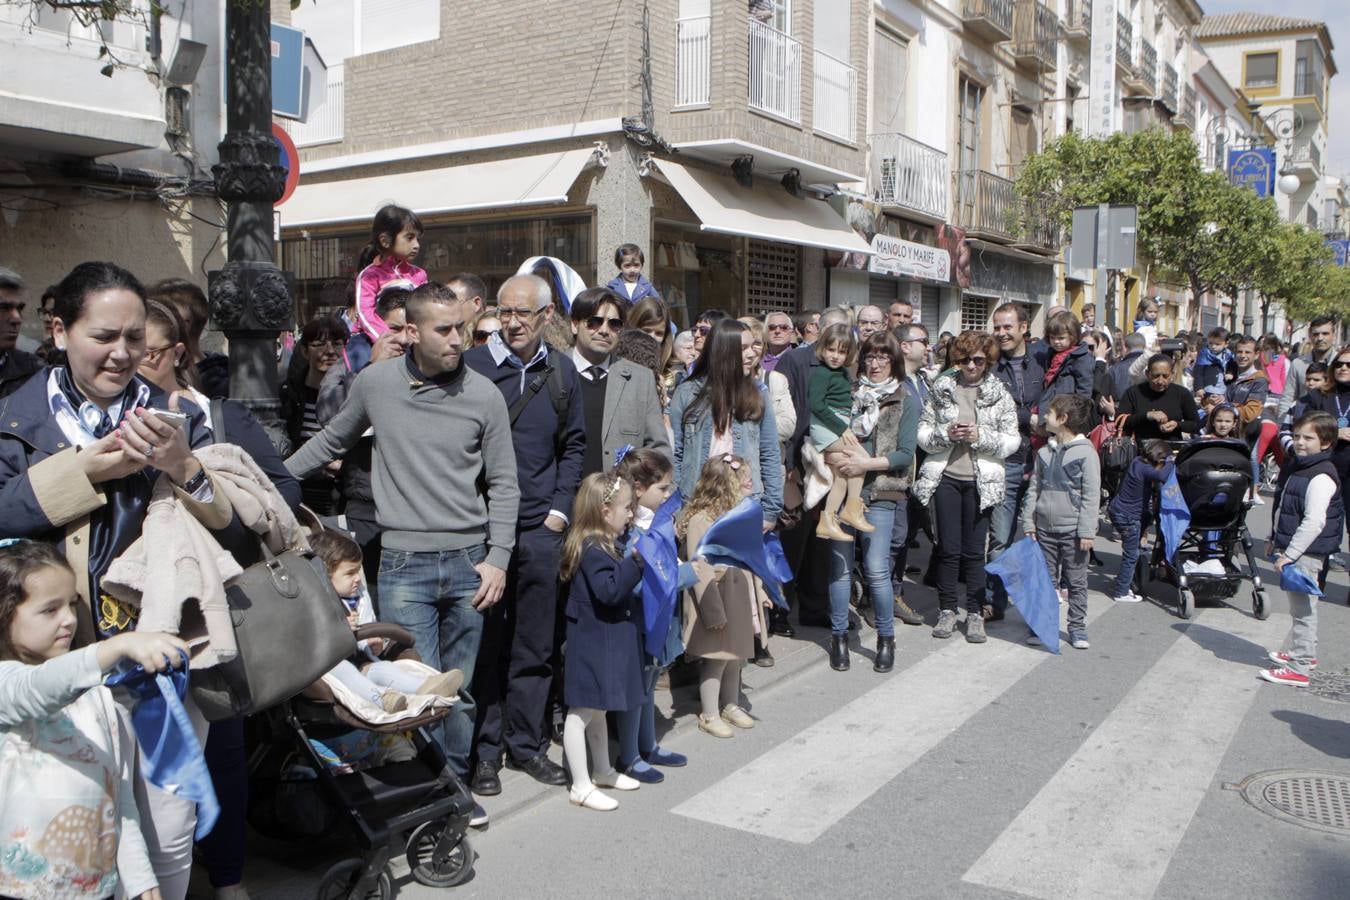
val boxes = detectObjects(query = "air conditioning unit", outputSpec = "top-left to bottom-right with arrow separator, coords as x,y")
165,87 -> 190,139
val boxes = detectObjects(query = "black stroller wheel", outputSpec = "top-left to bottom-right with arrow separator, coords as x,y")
1253,589 -> 1269,621
315,859 -> 391,900
407,819 -> 475,888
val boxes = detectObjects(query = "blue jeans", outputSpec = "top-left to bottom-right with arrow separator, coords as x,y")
827,503 -> 897,637
986,459 -> 1029,612
1111,515 -> 1142,599
378,544 -> 487,779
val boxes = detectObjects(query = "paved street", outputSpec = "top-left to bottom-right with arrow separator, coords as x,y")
235,504 -> 1350,899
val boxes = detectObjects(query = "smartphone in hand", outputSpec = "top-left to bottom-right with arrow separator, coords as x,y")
151,409 -> 189,431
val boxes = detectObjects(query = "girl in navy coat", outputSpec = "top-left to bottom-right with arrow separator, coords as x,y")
1037,309 -> 1096,406
560,471 -> 646,811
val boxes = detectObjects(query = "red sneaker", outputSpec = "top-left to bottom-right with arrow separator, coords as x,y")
1267,651 -> 1317,670
1258,667 -> 1310,687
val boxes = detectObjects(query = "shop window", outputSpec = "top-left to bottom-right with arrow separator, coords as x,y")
960,294 -> 990,332
746,240 -> 800,319
651,222 -> 745,329
280,212 -> 594,325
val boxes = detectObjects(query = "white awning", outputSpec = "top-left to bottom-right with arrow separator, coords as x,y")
280,146 -> 602,229
650,159 -> 872,256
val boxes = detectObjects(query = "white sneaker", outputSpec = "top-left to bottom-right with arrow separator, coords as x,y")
1111,592 -> 1143,603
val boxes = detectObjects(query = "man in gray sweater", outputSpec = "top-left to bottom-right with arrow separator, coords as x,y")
287,283 -> 520,799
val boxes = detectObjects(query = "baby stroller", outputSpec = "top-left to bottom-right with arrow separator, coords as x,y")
247,622 -> 476,899
1141,438 -> 1270,621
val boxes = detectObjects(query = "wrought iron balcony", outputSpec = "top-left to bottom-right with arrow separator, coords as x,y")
952,168 -> 1058,252
1115,14 -> 1132,74
748,17 -> 802,123
1063,0 -> 1090,39
1160,63 -> 1178,113
1176,85 -> 1196,130
1293,70 -> 1325,107
962,0 -> 1014,43
1012,0 -> 1059,71
1131,38 -> 1157,95
869,132 -> 948,220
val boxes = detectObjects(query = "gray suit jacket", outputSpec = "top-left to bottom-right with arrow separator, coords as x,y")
601,358 -> 671,469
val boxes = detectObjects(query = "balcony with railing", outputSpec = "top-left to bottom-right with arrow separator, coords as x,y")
963,0 -> 1014,43
814,50 -> 857,142
748,18 -> 801,123
1288,137 -> 1322,175
1012,0 -> 1059,71
952,169 -> 1057,252
1177,84 -> 1196,130
675,15 -> 711,108
280,64 -> 344,147
1293,69 -> 1325,110
1063,0 -> 1090,39
869,132 -> 948,220
1129,38 -> 1157,95
1160,63 -> 1178,112
1115,14 -> 1132,75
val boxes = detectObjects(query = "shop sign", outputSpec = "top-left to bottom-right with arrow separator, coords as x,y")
868,234 -> 950,282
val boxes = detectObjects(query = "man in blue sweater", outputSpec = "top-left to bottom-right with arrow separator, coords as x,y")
463,274 -> 585,796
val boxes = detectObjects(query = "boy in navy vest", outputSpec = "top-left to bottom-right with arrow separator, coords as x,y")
1260,411 -> 1345,687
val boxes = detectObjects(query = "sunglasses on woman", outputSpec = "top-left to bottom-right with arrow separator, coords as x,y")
474,329 -> 500,344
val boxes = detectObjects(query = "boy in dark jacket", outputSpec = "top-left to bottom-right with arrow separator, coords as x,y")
605,243 -> 661,304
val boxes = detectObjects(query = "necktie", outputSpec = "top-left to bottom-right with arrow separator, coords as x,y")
588,367 -> 607,383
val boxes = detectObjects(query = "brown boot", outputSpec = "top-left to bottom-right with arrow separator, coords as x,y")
839,498 -> 875,533
816,510 -> 853,542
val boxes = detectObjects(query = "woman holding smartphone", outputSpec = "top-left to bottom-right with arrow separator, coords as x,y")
913,331 -> 1020,644
0,261 -> 233,900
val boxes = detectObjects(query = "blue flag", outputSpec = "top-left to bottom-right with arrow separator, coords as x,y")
635,490 -> 683,658
1280,563 -> 1323,597
106,656 -> 220,838
695,497 -> 793,609
1158,469 -> 1191,563
985,536 -> 1060,653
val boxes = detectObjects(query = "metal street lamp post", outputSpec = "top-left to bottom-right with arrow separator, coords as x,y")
209,0 -> 294,450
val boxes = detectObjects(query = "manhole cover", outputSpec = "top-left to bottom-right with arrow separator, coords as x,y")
1307,671 -> 1350,705
1227,770 -> 1350,836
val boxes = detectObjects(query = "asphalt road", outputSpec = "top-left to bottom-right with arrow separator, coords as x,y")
234,501 -> 1350,900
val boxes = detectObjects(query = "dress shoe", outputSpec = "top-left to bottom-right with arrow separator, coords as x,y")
874,635 -> 895,673
768,608 -> 796,638
470,759 -> 502,796
816,510 -> 853,542
720,704 -> 755,729
569,785 -> 618,811
644,746 -> 688,767
750,640 -> 775,668
829,633 -> 851,671
621,760 -> 665,784
506,753 -> 569,786
894,596 -> 924,626
698,714 -> 734,738
839,498 -> 875,532
593,769 -> 641,790
418,669 -> 464,698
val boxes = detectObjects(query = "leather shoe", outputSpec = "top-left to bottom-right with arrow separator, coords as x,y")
768,609 -> 796,638
829,633 -> 850,671
894,596 -> 924,626
874,635 -> 895,673
506,753 -> 569,786
470,760 -> 501,797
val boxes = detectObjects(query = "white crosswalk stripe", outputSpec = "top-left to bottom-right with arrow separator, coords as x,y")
962,609 -> 1289,900
671,602 -> 1113,844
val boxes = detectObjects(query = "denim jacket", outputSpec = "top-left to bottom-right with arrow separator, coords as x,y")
669,377 -> 783,524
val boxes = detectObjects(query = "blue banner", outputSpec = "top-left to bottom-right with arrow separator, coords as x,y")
695,497 -> 793,609
1228,148 -> 1276,198
985,537 -> 1060,653
1158,470 -> 1191,563
1328,239 -> 1349,267
635,491 -> 683,658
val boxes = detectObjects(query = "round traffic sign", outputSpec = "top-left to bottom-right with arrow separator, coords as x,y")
271,123 -> 300,206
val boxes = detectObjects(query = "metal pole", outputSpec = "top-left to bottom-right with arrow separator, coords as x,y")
1094,203 -> 1110,327
209,0 -> 294,451
1242,287 -> 1255,336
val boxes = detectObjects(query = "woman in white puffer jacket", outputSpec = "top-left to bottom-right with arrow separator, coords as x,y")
914,330 -> 1020,644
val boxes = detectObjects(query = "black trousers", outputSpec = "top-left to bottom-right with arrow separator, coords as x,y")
932,476 -> 990,613
472,524 -> 563,764
780,504 -> 831,622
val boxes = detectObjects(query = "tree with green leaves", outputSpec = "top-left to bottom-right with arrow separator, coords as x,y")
1014,128 -> 1299,331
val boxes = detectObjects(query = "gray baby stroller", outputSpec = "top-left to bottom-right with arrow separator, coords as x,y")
1141,438 -> 1270,620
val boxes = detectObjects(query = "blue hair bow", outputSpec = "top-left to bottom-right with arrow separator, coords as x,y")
614,444 -> 636,466
0,538 -> 24,549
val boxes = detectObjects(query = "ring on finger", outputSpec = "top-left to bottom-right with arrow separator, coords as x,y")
144,444 -> 156,460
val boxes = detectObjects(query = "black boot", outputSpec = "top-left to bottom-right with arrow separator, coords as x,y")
829,633 -> 850,671
874,636 -> 895,673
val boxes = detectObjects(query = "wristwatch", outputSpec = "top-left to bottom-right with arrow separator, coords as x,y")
178,467 -> 208,494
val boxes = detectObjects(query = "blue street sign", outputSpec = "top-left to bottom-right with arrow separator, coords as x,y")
1329,239 -> 1350,267
1227,147 -> 1275,198
270,23 -> 305,119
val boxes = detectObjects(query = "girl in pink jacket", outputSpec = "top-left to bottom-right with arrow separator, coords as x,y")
354,204 -> 427,341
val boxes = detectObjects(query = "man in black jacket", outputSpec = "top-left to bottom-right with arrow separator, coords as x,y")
0,267 -> 42,399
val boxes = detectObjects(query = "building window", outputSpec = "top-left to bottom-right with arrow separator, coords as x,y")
746,240 -> 800,319
291,0 -> 439,61
1243,52 -> 1278,90
871,29 -> 908,134
960,294 -> 990,331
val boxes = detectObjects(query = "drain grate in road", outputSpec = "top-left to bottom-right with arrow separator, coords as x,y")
1228,770 -> 1350,836
1307,671 -> 1350,705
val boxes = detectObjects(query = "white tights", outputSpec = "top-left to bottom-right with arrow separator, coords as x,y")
563,707 -> 615,791
699,658 -> 742,719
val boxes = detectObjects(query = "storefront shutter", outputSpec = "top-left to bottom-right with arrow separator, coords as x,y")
920,284 -> 940,335
746,240 -> 800,318
869,278 -> 898,306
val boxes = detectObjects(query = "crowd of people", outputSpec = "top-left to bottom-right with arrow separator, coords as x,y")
0,201 -> 1346,898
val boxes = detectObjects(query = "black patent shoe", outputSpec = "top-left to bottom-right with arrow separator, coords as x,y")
829,633 -> 851,671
